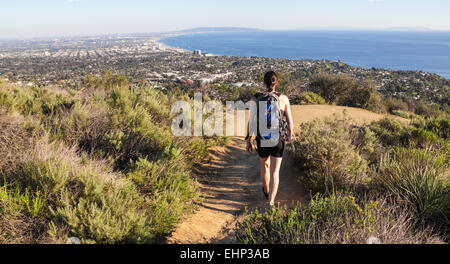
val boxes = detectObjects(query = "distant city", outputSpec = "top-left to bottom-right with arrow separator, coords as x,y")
0,32 -> 448,103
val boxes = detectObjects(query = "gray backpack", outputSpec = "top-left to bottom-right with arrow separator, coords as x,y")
255,92 -> 288,142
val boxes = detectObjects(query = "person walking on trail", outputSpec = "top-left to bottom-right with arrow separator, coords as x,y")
245,71 -> 294,207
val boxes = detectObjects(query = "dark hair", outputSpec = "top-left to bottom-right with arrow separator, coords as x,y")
264,71 -> 278,91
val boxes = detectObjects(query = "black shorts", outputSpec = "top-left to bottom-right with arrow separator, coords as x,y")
256,139 -> 285,158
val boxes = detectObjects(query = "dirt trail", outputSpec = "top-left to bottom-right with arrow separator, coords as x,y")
167,137 -> 308,244
167,105 -> 405,244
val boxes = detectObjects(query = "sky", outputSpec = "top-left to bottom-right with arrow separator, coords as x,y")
0,0 -> 449,38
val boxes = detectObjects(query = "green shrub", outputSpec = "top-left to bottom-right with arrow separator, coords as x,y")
309,73 -> 385,112
104,106 -> 172,169
47,102 -> 88,143
415,100 -> 443,118
0,90 -> 15,113
369,117 -> 412,147
2,129 -> 199,244
82,71 -> 129,91
372,147 -> 449,238
235,194 -> 440,244
370,116 -> 448,152
351,126 -> 383,165
7,139 -> 172,243
423,117 -> 449,139
135,87 -> 172,123
293,91 -> 327,105
0,85 -> 78,122
13,87 -> 43,116
365,92 -> 387,114
338,80 -> 378,110
40,93 -> 77,117
292,113 -> 369,193
411,127 -> 441,146
0,185 -> 45,218
384,97 -> 409,113
392,110 -> 419,119
310,73 -> 355,104
127,154 -> 197,200
0,184 -> 49,244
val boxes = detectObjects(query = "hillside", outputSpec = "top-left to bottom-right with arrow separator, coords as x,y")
0,80 -> 448,244
0,81 -> 227,243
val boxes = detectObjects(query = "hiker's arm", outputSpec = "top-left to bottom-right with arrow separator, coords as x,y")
246,97 -> 257,154
284,96 -> 294,141
246,97 -> 257,142
246,125 -> 253,154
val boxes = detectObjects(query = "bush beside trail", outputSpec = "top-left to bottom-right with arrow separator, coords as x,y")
291,113 -> 373,194
235,111 -> 449,244
236,194 -> 442,244
0,77 -> 226,243
292,92 -> 327,105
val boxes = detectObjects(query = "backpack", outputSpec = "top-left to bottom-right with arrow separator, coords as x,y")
255,92 -> 289,142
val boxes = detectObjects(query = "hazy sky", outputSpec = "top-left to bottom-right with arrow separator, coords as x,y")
1,0 -> 449,38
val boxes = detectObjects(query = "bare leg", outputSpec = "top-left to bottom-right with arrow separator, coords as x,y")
268,156 -> 282,206
259,157 -> 270,195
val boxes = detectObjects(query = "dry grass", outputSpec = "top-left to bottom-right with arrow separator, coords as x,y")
235,194 -> 444,244
0,214 -> 55,244
367,197 -> 444,244
290,105 -> 407,128
0,116 -> 55,243
0,112 -> 33,175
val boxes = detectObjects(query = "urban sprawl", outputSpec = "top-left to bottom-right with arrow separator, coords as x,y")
0,33 -> 448,103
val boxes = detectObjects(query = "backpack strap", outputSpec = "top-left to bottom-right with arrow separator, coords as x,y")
255,93 -> 266,101
270,92 -> 280,102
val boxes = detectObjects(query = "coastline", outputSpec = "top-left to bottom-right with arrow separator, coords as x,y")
155,30 -> 230,56
151,33 -> 191,53
154,30 -> 450,79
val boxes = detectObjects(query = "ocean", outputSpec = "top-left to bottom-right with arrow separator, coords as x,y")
161,30 -> 450,79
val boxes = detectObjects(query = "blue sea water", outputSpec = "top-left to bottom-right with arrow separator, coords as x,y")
161,30 -> 450,79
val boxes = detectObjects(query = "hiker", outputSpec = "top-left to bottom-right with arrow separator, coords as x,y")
245,71 -> 294,207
